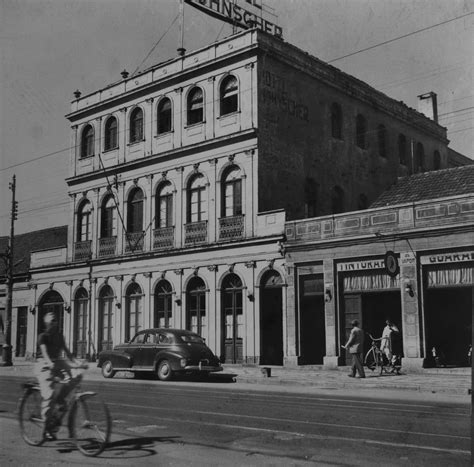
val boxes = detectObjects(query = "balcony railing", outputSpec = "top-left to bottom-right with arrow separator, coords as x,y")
98,236 -> 117,258
184,220 -> 208,245
153,226 -> 175,250
219,215 -> 244,240
73,240 -> 92,261
125,231 -> 145,253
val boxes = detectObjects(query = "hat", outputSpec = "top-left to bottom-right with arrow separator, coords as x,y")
351,319 -> 359,326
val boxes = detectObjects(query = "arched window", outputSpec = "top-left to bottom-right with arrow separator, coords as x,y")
331,186 -> 345,214
187,87 -> 204,125
220,75 -> 238,116
100,195 -> 116,238
398,134 -> 407,165
186,277 -> 206,336
104,116 -> 118,151
98,285 -> 114,352
221,273 -> 243,363
157,97 -> 172,134
73,287 -> 88,358
127,188 -> 144,233
77,200 -> 92,241
129,107 -> 144,143
356,114 -> 367,149
187,174 -> 207,222
154,280 -> 173,328
377,124 -> 387,158
222,166 -> 242,217
433,150 -> 441,170
304,177 -> 318,218
125,283 -> 142,341
415,142 -> 425,173
81,124 -> 94,158
156,182 -> 173,228
331,103 -> 342,139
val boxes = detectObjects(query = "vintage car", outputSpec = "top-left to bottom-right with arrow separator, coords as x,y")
97,328 -> 223,381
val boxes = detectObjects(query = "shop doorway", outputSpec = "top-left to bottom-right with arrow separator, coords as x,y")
221,274 -> 243,364
73,287 -> 89,358
16,307 -> 28,357
260,270 -> 283,366
425,287 -> 473,367
299,274 -> 325,364
38,291 -> 64,335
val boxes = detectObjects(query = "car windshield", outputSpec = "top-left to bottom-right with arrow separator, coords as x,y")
179,334 -> 205,344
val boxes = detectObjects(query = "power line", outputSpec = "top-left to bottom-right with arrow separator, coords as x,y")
328,11 -> 474,63
438,106 -> 474,117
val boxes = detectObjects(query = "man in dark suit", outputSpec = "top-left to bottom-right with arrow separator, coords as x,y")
342,319 -> 366,378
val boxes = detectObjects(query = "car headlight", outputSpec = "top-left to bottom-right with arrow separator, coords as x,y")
180,358 -> 187,368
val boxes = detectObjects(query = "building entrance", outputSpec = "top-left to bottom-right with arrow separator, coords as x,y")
16,306 -> 28,357
260,270 -> 283,365
38,290 -> 64,335
221,274 -> 243,364
425,287 -> 473,367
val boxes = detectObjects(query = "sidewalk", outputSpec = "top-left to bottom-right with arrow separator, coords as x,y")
0,359 -> 471,397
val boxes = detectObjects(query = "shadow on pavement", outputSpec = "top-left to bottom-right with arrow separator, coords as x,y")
130,372 -> 238,383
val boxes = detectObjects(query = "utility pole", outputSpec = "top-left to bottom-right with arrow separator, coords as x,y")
2,175 -> 17,366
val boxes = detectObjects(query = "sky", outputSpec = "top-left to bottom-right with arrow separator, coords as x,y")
1,0 -> 473,237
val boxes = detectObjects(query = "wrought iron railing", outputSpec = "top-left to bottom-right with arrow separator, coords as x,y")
219,215 -> 244,240
98,236 -> 117,257
153,226 -> 175,250
125,231 -> 145,253
73,240 -> 92,261
184,220 -> 208,245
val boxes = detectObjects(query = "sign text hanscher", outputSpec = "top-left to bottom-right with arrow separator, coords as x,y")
185,0 -> 283,37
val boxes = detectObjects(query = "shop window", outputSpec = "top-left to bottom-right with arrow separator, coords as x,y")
331,103 -> 342,139
81,124 -> 94,158
157,97 -> 172,134
377,124 -> 387,158
331,185 -> 345,214
304,177 -> 318,218
77,200 -> 92,242
186,276 -> 206,336
127,188 -> 144,233
220,75 -> 238,116
221,166 -> 242,217
187,174 -> 207,222
415,142 -> 425,173
154,280 -> 173,328
100,195 -> 117,238
433,150 -> 441,170
398,134 -> 407,166
129,107 -> 144,143
125,283 -> 143,342
156,182 -> 173,228
356,114 -> 367,149
98,285 -> 114,352
104,116 -> 118,151
187,87 -> 204,125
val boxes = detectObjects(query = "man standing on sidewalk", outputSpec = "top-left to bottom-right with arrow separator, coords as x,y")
343,320 -> 366,378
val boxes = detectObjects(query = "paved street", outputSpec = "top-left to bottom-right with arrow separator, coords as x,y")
0,370 -> 470,466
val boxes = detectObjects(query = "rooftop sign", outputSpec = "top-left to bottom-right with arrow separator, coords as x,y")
184,0 -> 283,37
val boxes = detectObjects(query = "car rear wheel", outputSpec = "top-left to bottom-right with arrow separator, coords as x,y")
157,360 -> 173,381
101,360 -> 116,379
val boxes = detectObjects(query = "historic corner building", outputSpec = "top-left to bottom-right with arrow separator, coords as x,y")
11,28 -> 471,367
284,166 -> 474,370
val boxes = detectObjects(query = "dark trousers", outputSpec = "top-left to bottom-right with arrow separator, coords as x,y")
350,352 -> 366,377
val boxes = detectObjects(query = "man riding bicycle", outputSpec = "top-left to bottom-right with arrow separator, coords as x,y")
35,311 -> 83,440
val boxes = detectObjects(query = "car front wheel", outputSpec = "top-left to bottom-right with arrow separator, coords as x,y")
101,360 -> 116,379
157,360 -> 173,381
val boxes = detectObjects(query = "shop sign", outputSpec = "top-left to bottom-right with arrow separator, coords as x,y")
400,252 -> 416,266
337,259 -> 385,272
421,251 -> 474,265
384,251 -> 399,278
184,0 -> 283,37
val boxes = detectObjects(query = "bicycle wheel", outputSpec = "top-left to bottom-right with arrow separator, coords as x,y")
19,389 -> 44,446
364,349 -> 377,371
71,396 -> 111,456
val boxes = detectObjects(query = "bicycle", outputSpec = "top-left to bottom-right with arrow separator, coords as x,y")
364,334 -> 390,375
18,363 -> 111,457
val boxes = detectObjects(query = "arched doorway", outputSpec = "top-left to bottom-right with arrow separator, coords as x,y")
98,285 -> 114,353
125,283 -> 143,342
221,274 -> 243,363
260,270 -> 283,365
38,290 -> 64,335
154,280 -> 173,328
73,287 -> 88,358
186,277 -> 206,336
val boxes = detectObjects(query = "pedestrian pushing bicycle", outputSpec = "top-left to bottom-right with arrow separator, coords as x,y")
18,311 -> 111,456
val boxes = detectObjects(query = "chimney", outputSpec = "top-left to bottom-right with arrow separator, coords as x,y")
417,91 -> 438,123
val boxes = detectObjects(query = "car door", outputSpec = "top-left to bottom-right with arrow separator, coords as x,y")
128,331 -> 147,367
140,331 -> 158,368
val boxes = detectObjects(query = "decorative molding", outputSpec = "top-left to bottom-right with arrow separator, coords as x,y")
174,269 -> 184,276
161,171 -> 168,180
49,282 -> 54,290
114,275 -> 123,281
65,280 -> 73,286
103,277 -> 109,285
119,107 -> 127,113
228,154 -> 235,162
91,277 -> 98,284
245,260 -> 256,269
131,273 -> 137,282
146,97 -> 154,104
28,282 -> 38,290
267,259 -> 275,269
228,263 -> 235,273
208,158 -> 218,166
193,163 -> 200,172
174,87 -> 183,94
79,280 -> 84,287
133,178 -> 139,186
192,267 -> 199,276
160,271 -> 167,279
176,166 -> 184,173
143,272 -> 152,278
207,265 -> 218,272
82,190 -> 88,198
